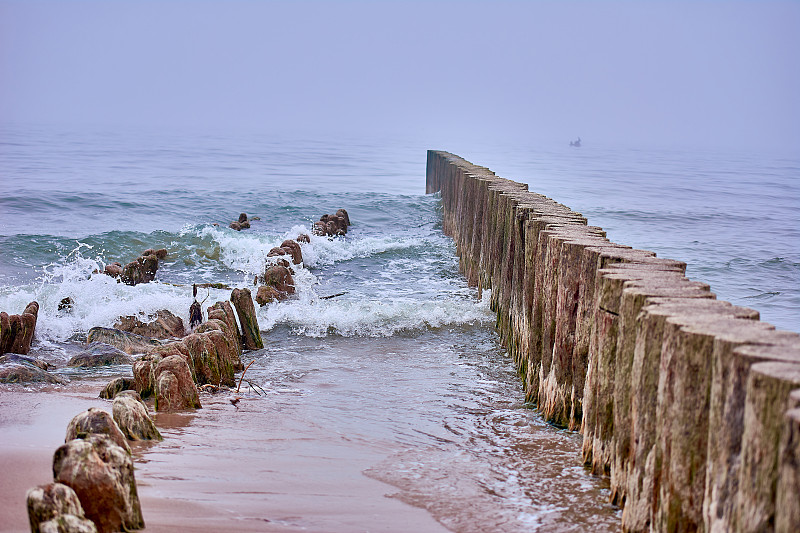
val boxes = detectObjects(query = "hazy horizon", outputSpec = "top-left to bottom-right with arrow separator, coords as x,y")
1,0 -> 798,154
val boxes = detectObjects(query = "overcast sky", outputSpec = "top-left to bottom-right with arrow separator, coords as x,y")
1,1 -> 798,153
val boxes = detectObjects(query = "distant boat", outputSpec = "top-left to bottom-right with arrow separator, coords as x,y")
570,137 -> 582,147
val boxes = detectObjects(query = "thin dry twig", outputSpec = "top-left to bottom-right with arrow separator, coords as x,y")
243,378 -> 267,396
237,359 -> 256,394
320,292 -> 347,300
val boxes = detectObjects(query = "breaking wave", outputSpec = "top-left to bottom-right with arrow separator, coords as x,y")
0,219 -> 490,350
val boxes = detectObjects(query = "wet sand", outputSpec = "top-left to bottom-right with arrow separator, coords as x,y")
0,384 -> 108,532
0,329 -> 620,532
0,384 -> 448,533
133,394 -> 451,533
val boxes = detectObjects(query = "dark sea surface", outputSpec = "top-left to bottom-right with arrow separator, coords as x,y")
1,125 -> 797,531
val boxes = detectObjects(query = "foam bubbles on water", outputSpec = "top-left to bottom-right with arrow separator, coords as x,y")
298,230 -> 428,268
0,244 -> 214,353
197,225 -> 267,272
0,222 -> 491,349
199,221 -> 442,272
188,222 -> 490,338
258,292 -> 493,338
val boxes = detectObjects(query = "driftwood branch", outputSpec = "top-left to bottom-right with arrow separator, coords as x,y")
320,292 -> 347,300
236,359 -> 256,394
243,378 -> 267,396
167,282 -> 234,291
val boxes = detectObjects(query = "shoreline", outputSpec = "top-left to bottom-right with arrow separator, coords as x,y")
0,379 -> 452,533
1,327 -> 624,532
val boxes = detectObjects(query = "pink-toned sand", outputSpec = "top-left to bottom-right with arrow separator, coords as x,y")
0,382 -> 448,532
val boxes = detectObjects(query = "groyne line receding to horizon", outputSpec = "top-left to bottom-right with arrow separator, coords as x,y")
426,150 -> 800,533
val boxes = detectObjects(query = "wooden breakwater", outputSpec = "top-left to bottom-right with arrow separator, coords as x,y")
426,150 -> 800,533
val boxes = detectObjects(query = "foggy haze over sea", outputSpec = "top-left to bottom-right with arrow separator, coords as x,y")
1,1 -> 798,154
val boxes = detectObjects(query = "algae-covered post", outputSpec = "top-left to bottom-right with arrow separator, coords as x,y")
231,287 -> 264,350
736,361 -> 800,532
426,150 -> 800,533
53,435 -> 144,532
775,392 -> 800,532
0,301 -> 39,356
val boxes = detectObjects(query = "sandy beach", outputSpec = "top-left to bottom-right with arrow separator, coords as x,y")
1,383 -> 107,532
0,380 -> 449,533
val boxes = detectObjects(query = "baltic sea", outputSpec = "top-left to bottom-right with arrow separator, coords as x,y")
0,124 -> 797,531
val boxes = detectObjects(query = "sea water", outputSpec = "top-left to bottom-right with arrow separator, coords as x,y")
0,124 -> 797,531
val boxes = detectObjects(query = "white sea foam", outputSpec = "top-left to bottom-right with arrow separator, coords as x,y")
0,245 -> 228,349
295,228 -> 435,268
197,224 -> 493,337
0,229 -> 488,348
258,291 -> 492,338
197,222 -> 443,273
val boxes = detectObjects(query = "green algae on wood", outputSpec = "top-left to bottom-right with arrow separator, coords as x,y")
231,288 -> 264,350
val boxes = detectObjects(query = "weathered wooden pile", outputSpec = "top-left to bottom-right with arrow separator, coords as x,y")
312,208 -> 350,236
0,302 -> 51,383
427,150 -> 800,533
22,288 -> 262,532
102,248 -> 167,286
229,212 -> 260,231
255,238 -> 304,306
25,401 -> 158,533
0,301 -> 39,356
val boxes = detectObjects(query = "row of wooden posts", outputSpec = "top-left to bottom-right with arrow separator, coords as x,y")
426,150 -> 800,533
